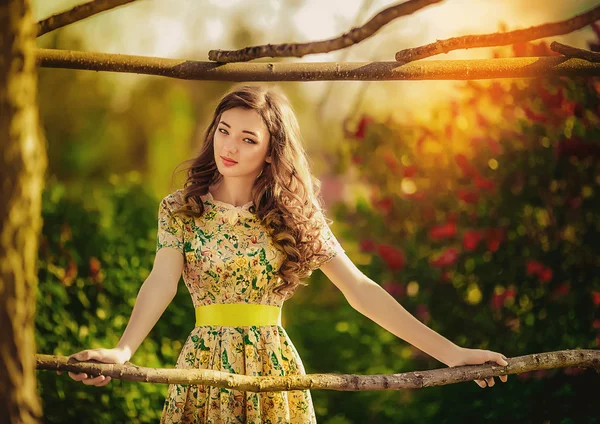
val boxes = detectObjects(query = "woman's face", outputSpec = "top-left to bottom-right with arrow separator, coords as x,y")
213,107 -> 271,179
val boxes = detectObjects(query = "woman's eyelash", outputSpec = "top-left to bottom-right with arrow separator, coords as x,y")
218,128 -> 256,144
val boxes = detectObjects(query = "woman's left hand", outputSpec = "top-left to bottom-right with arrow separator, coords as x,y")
446,347 -> 509,388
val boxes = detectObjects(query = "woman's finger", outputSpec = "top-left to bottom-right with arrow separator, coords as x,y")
500,374 -> 508,383
485,377 -> 495,387
72,349 -> 96,361
68,372 -> 88,380
475,379 -> 487,388
95,376 -> 112,387
81,375 -> 106,386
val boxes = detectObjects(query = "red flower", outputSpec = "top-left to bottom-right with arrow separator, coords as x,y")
537,85 -> 564,110
374,197 -> 393,214
592,291 -> 600,306
463,230 -> 483,251
440,271 -> 451,283
405,191 -> 425,201
488,81 -> 505,103
539,268 -> 553,283
455,154 -> 477,178
476,112 -> 489,128
486,228 -> 505,252
377,244 -> 405,271
383,151 -> 400,173
491,293 -> 505,310
458,189 -> 479,204
474,174 -> 496,191
403,165 -> 417,178
490,288 -> 516,311
512,41 -> 528,57
555,137 -> 600,160
89,256 -> 101,276
431,248 -> 459,267
553,282 -> 570,296
523,105 -> 548,124
383,282 -> 405,298
429,222 -> 457,240
526,260 -> 544,276
354,115 -> 374,140
416,304 -> 430,323
486,138 -> 502,155
527,260 -> 554,283
593,319 -> 600,329
359,239 -> 376,253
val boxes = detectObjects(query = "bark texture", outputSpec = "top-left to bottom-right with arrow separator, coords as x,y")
208,0 -> 443,62
395,4 -> 600,63
37,349 -> 600,392
37,0 -> 138,37
0,0 -> 46,422
36,48 -> 600,80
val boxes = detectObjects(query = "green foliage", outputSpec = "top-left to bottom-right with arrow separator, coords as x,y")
36,173 -> 194,423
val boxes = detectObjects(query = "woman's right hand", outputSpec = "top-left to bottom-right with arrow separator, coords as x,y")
57,347 -> 130,387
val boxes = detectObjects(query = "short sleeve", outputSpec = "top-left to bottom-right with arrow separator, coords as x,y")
156,193 -> 185,255
310,209 -> 345,270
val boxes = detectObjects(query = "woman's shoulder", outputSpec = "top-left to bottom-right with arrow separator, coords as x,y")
162,188 -> 212,213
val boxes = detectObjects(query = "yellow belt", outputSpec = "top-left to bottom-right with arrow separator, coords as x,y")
195,303 -> 282,327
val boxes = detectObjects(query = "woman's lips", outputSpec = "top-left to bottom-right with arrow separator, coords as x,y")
221,157 -> 237,166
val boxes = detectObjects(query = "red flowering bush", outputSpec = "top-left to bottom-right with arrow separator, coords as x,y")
325,31 -> 600,423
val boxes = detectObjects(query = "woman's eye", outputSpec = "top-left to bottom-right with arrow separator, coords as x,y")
218,128 -> 255,144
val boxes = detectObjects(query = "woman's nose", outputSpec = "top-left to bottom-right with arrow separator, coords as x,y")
223,139 -> 237,153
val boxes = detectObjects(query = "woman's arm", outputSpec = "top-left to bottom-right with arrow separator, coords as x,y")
115,247 -> 184,360
60,247 -> 184,387
319,253 -> 461,366
319,252 -> 508,389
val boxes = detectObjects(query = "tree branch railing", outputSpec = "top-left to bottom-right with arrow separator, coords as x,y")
394,4 -> 600,64
35,48 -> 600,80
37,349 -> 600,392
34,1 -> 600,81
207,0 -> 443,62
37,0 -> 137,37
551,41 -> 600,63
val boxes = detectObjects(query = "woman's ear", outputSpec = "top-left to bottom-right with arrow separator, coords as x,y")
266,156 -> 272,163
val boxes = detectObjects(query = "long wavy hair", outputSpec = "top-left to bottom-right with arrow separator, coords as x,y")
171,84 -> 332,297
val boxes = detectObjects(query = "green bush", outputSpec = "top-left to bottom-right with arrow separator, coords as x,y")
36,174 -> 194,423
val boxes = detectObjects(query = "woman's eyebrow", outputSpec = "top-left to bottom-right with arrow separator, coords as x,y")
219,120 -> 259,137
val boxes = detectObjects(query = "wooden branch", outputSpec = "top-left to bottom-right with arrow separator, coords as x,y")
208,0 -> 444,63
395,4 -> 600,64
35,48 -> 600,81
37,0 -> 138,37
551,41 -> 600,63
37,350 -> 599,391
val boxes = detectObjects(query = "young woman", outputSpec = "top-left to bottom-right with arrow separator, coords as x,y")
60,84 -> 508,423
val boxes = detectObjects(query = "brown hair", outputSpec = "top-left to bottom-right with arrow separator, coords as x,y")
171,84 -> 331,297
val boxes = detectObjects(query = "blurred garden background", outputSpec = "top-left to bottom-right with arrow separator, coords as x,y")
33,0 -> 600,422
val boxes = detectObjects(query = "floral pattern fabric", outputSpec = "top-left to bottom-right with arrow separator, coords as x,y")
157,189 -> 344,423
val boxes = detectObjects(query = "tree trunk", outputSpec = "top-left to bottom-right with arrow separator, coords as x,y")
0,0 -> 46,422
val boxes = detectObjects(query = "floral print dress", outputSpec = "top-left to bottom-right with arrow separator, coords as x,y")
156,189 -> 344,423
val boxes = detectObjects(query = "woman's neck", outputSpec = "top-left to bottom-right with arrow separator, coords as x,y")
209,180 -> 253,207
